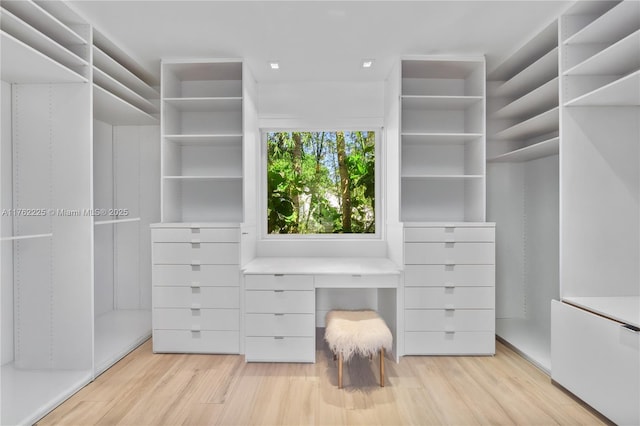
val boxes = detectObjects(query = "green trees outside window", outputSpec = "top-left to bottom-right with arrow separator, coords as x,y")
267,131 -> 375,234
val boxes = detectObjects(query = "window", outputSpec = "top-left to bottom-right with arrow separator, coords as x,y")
265,131 -> 378,235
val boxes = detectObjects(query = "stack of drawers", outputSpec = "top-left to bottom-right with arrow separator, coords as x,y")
151,224 -> 240,353
403,223 -> 495,355
244,274 -> 315,362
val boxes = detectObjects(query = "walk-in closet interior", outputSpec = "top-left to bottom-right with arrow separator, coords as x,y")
0,1 -> 638,425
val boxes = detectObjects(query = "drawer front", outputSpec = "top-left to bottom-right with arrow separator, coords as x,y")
153,242 -> 239,265
405,287 -> 494,309
154,286 -> 239,309
404,331 -> 495,355
404,242 -> 495,265
244,274 -> 314,290
153,330 -> 239,354
405,227 -> 495,243
245,313 -> 315,337
314,274 -> 398,288
245,290 -> 315,314
152,227 -> 239,243
153,265 -> 239,287
245,336 -> 315,363
404,309 -> 494,332
404,265 -> 494,287
153,308 -> 239,331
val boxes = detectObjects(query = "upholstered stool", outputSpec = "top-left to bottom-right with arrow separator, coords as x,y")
324,310 -> 393,388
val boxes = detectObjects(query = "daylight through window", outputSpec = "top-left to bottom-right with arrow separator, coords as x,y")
266,131 -> 376,235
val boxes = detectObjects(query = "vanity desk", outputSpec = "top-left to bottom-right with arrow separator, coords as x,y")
242,257 -> 401,363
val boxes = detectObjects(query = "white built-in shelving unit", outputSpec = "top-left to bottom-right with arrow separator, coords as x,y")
400,58 -> 486,223
487,20 -> 560,373
552,2 -> 639,424
161,60 -> 244,223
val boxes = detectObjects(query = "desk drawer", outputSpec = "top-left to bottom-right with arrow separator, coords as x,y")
153,308 -> 239,331
405,309 -> 494,332
404,331 -> 495,355
245,313 -> 315,337
245,336 -> 315,362
152,227 -> 239,243
405,226 -> 495,243
153,242 -> 239,265
153,265 -> 239,287
153,330 -> 238,354
404,265 -> 494,287
245,290 -> 314,314
405,287 -> 494,309
314,274 -> 398,288
244,274 -> 314,290
404,242 -> 494,265
154,286 -> 239,309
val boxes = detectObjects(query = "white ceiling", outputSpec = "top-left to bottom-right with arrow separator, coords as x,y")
69,0 -> 571,83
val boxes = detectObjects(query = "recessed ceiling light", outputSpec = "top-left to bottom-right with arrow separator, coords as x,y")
269,61 -> 280,70
362,59 -> 374,69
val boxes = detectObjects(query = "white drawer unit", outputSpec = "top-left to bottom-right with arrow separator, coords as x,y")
151,224 -> 241,354
244,273 -> 316,362
403,223 -> 496,355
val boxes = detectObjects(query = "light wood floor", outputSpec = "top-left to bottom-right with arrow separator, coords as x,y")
38,338 -> 607,425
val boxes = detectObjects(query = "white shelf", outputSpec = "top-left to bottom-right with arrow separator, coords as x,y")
496,318 -> 551,373
488,137 -> 559,163
0,233 -> 53,242
494,107 -> 559,141
94,217 -> 141,226
163,175 -> 242,181
401,133 -> 483,145
565,70 -> 640,106
93,84 -> 158,126
164,97 -> 242,112
92,46 -> 158,100
1,8 -> 87,71
401,95 -> 482,110
94,309 -> 151,376
1,363 -> 91,426
164,134 -> 242,146
564,1 -> 640,46
0,31 -> 86,83
494,47 -> 558,98
402,174 -> 483,179
93,67 -> 158,114
563,296 -> 640,329
1,0 -> 87,45
402,58 -> 483,79
565,30 -> 640,76
494,78 -> 558,119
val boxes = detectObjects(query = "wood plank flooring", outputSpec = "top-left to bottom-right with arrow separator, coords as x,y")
38,338 -> 607,425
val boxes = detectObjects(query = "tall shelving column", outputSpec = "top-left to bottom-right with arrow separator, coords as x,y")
90,29 -> 160,376
0,1 -> 93,424
399,57 -> 496,356
486,21 -> 559,372
553,2 -> 639,424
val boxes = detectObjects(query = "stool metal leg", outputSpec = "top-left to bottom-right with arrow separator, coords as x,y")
380,347 -> 385,387
338,352 -> 343,389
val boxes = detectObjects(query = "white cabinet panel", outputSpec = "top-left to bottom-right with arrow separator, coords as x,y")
152,265 -> 239,286
404,226 -> 495,242
245,290 -> 315,314
153,308 -> 239,331
405,287 -> 494,309
154,286 -> 239,309
245,313 -> 315,337
405,309 -> 494,332
153,330 -> 239,354
152,242 -> 239,265
152,227 -> 239,243
404,331 -> 495,355
244,274 -> 314,290
404,264 -> 494,287
314,274 -> 398,288
245,336 -> 315,363
405,242 -> 495,265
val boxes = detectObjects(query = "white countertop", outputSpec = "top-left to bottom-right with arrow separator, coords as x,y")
242,257 -> 401,275
563,296 -> 640,328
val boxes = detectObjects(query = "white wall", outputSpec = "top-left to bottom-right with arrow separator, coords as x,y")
1,81 -> 13,364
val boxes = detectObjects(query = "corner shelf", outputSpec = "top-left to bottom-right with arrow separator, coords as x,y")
565,70 -> 640,106
494,77 -> 558,119
488,137 -> 559,163
494,47 -> 558,98
93,84 -> 158,126
564,30 -> 640,77
564,1 -> 640,46
93,67 -> 158,114
494,107 -> 559,141
92,46 -> 158,100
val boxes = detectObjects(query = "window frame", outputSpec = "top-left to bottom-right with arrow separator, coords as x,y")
259,128 -> 383,240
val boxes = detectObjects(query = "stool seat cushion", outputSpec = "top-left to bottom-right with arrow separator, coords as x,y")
325,310 -> 392,362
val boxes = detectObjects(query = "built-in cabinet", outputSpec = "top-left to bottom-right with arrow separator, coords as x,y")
552,2 -> 640,424
487,21 -> 560,372
0,1 -> 159,424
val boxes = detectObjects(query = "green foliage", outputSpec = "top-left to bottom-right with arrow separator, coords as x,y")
266,131 -> 375,234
